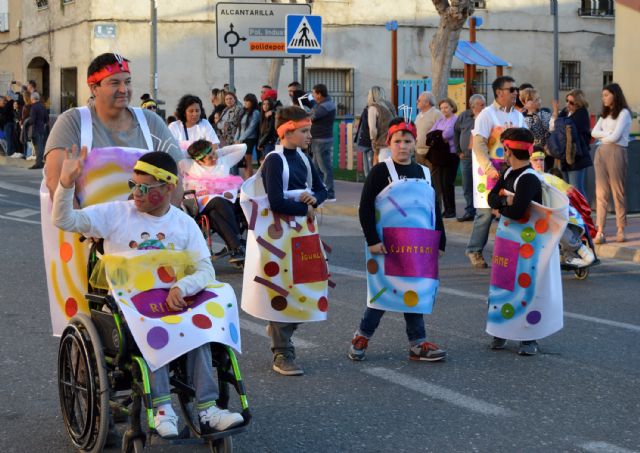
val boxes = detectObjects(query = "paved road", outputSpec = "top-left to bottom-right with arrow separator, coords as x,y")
0,165 -> 639,453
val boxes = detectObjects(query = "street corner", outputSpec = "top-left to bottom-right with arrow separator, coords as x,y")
0,155 -> 33,169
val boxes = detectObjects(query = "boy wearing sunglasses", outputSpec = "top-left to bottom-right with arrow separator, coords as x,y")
52,148 -> 244,438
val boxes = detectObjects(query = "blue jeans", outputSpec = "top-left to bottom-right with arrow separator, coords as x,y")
149,344 -> 218,411
564,168 -> 588,202
358,146 -> 373,177
460,157 -> 476,217
32,131 -> 46,165
311,138 -> 335,199
465,208 -> 492,254
3,122 -> 15,155
357,307 -> 426,345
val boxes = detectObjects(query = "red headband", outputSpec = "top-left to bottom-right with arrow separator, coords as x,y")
87,60 -> 131,85
386,122 -> 417,145
276,119 -> 312,139
502,139 -> 534,154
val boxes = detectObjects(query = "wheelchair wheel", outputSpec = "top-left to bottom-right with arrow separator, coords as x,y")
574,267 -> 589,280
58,314 -> 110,453
209,436 -> 233,453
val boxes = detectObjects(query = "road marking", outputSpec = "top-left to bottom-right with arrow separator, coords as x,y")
0,181 -> 40,196
580,441 -> 639,453
330,265 -> 640,333
5,208 -> 39,218
362,367 -> 516,417
239,319 -> 317,349
0,213 -> 40,225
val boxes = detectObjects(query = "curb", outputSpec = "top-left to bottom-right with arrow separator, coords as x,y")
0,155 -> 35,169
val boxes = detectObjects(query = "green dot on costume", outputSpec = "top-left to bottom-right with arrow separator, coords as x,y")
501,303 -> 515,319
477,183 -> 486,193
521,227 -> 536,243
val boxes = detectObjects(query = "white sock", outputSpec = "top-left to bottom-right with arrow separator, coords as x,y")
156,403 -> 176,418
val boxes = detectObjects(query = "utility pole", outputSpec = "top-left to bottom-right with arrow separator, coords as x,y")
551,0 -> 559,101
150,0 -> 158,101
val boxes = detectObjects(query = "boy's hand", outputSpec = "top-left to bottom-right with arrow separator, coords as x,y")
487,167 -> 499,180
306,205 -> 316,221
506,195 -> 514,206
368,243 -> 387,255
491,208 -> 501,218
166,287 -> 186,311
60,145 -> 87,189
300,192 -> 317,206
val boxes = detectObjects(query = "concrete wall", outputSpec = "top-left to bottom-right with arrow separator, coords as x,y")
613,3 -> 640,132
0,0 -> 23,90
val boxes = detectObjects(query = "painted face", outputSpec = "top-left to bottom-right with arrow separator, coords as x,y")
439,101 -> 452,117
531,157 -> 545,172
185,103 -> 201,127
496,82 -> 518,109
389,131 -> 415,164
602,89 -> 614,108
129,173 -> 171,214
565,95 -> 577,113
284,125 -> 312,149
225,94 -> 236,107
92,71 -> 132,111
197,150 -> 218,168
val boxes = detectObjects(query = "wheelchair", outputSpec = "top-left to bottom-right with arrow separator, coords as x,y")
57,239 -> 251,452
182,190 -> 248,270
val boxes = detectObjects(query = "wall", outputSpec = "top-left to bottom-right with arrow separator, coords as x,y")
613,2 -> 640,131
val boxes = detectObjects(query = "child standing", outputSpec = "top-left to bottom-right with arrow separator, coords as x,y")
349,117 -> 447,362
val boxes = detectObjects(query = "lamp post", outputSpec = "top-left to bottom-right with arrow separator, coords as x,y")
150,0 -> 158,101
551,0 -> 559,101
385,20 -> 398,108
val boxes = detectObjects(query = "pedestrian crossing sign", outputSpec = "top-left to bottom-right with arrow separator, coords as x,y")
286,15 -> 322,54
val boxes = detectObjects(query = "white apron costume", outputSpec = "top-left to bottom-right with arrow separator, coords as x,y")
365,159 -> 441,313
472,109 -> 524,209
41,106 -> 153,335
99,250 -> 240,372
239,146 -> 329,322
486,169 -> 569,341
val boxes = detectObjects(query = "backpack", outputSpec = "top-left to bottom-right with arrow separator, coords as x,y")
355,107 -> 371,148
546,116 -> 582,165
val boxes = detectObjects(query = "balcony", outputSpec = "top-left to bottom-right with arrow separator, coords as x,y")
578,1 -> 614,17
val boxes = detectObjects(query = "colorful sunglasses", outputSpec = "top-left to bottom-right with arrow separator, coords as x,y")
128,179 -> 166,195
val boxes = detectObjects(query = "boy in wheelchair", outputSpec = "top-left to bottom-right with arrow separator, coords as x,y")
179,139 -> 247,264
52,147 -> 244,438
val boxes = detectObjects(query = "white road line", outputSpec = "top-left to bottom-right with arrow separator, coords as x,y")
0,181 -> 40,196
330,265 -> 640,333
362,367 -> 516,417
239,319 -> 317,349
580,441 -> 639,453
5,208 -> 39,218
0,213 -> 40,225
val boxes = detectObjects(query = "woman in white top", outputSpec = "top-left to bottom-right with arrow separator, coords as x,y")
591,83 -> 633,244
169,94 -> 220,154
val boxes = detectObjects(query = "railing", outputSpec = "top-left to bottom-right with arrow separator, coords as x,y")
578,2 -> 614,17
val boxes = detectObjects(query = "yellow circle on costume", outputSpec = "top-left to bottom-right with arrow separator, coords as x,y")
133,271 -> 155,291
403,290 -> 419,307
161,315 -> 182,324
206,302 -> 225,318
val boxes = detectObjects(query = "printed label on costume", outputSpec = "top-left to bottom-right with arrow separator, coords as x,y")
292,234 -> 328,284
383,227 -> 441,279
490,237 -> 520,291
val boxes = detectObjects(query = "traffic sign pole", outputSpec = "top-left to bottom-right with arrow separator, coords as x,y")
229,58 -> 235,93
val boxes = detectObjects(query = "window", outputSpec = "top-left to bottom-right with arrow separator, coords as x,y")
450,68 -> 488,99
60,67 -> 78,112
0,0 -> 8,32
36,0 -> 49,9
305,68 -> 354,117
579,0 -> 614,17
560,61 -> 581,90
602,71 -> 613,87
473,1 -> 486,9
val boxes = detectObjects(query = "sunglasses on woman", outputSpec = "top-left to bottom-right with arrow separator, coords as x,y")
128,179 -> 166,195
566,99 -> 575,106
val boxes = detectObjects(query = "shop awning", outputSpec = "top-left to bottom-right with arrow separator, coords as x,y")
455,41 -> 510,67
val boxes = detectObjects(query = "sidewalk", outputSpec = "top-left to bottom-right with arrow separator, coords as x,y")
320,180 -> 640,264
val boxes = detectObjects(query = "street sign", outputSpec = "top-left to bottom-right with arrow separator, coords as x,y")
93,24 -> 116,39
286,15 -> 322,55
216,2 -> 311,59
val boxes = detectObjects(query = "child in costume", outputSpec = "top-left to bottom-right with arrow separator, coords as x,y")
179,139 -> 246,263
349,117 -> 447,362
487,128 -> 568,356
52,149 -> 244,438
240,106 -> 328,376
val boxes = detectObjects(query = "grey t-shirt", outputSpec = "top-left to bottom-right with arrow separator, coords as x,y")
44,106 -> 183,163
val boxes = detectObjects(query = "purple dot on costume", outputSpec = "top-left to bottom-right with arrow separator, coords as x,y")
229,322 -> 239,343
526,310 -> 542,325
477,167 -> 485,176
147,326 -> 169,350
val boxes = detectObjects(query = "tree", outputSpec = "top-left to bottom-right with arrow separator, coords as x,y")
429,0 -> 474,100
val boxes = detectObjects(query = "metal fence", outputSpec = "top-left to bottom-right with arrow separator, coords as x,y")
560,61 -> 581,90
578,0 -> 614,17
305,68 -> 354,117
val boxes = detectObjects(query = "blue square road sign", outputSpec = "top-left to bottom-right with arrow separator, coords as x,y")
286,15 -> 322,55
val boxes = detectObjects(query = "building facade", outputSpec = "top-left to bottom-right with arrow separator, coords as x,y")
0,0 -> 615,118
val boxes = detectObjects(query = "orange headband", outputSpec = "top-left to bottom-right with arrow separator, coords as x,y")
502,139 -> 534,154
87,60 -> 131,85
277,119 -> 312,139
386,122 -> 417,145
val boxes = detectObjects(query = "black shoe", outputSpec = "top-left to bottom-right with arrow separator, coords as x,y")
442,212 -> 456,219
490,337 -> 507,350
228,246 -> 245,264
518,340 -> 538,356
29,163 -> 44,169
457,213 -> 474,222
213,246 -> 231,261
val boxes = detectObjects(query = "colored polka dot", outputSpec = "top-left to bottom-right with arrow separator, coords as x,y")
521,301 -> 527,307
495,147 -> 504,158
147,326 -> 169,349
157,266 -> 176,283
317,297 -> 328,312
535,219 -> 549,234
60,242 -> 73,263
264,261 -> 280,277
179,332 -> 184,337
267,223 -> 283,239
504,220 -> 510,227
261,208 -> 269,216
161,315 -> 182,324
223,191 -> 233,199
518,273 -> 532,288
517,212 -> 531,224
526,311 -> 542,325
206,302 -> 225,318
133,271 -> 155,291
227,303 -> 233,308
366,259 -> 378,274
65,297 -> 78,317
299,296 -> 307,303
521,227 -> 536,243
192,314 -> 212,329
403,291 -> 419,307
229,322 -> 239,343
477,167 -> 485,176
520,243 -> 534,259
271,296 -> 287,311
477,183 -> 486,193
501,303 -> 515,319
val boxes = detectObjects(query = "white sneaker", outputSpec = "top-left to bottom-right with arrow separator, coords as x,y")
199,406 -> 243,431
10,153 -> 24,159
26,155 -> 36,161
154,410 -> 179,438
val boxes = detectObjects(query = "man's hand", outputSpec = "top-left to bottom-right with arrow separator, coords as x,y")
59,145 -> 87,189
368,243 -> 387,255
166,287 -> 186,311
300,191 -> 317,206
306,205 -> 316,222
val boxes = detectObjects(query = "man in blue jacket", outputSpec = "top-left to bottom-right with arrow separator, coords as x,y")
310,84 -> 336,201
